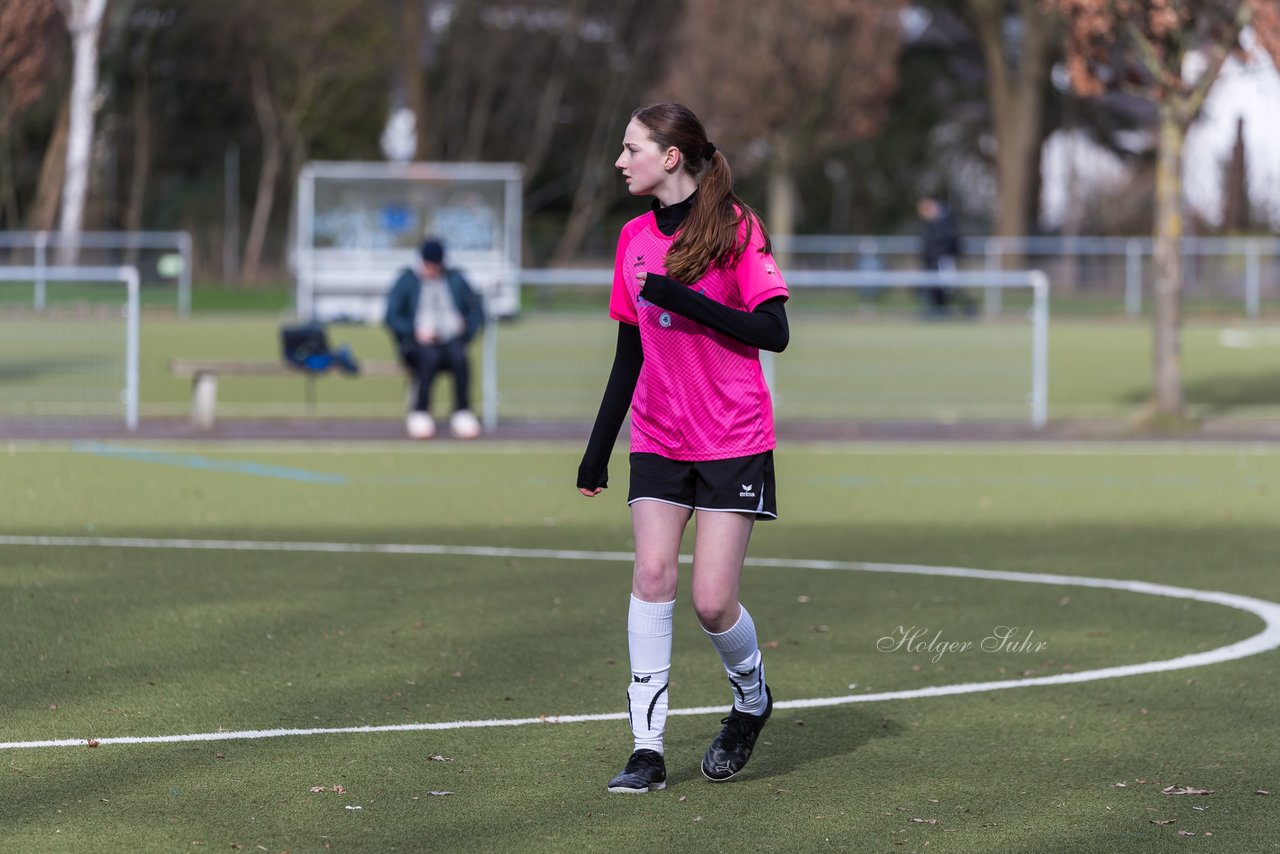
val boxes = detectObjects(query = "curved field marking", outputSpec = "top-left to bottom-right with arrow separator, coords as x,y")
2,535 -> 1279,751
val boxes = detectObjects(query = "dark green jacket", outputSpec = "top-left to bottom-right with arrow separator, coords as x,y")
384,266 -> 485,349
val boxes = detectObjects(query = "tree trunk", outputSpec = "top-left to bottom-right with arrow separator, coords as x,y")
242,58 -> 282,284
56,0 -> 108,265
402,0 -> 428,160
1150,108 -> 1185,416
30,95 -> 70,230
523,0 -> 585,179
970,0 -> 1054,265
123,69 -> 151,250
549,84 -> 621,266
0,125 -> 18,227
765,131 -> 798,270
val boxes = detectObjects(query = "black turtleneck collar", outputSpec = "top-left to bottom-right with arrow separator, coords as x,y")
652,191 -> 696,237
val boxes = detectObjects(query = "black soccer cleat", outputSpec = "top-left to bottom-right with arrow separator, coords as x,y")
607,749 -> 667,793
701,685 -> 773,782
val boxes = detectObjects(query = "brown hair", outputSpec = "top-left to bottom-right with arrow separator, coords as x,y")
630,103 -> 772,283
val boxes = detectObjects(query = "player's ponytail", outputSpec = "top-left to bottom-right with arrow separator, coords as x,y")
630,104 -> 772,284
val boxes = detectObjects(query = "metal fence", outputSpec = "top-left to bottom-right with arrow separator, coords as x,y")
0,231 -> 192,317
775,234 -> 1280,317
520,267 -> 1050,427
0,266 -> 140,429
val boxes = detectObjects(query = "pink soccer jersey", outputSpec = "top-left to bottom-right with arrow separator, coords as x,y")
608,211 -> 789,461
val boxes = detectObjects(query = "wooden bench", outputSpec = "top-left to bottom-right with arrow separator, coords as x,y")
170,358 -> 403,429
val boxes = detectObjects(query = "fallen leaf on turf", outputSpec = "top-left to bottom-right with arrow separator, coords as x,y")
332,785 -> 346,794
428,791 -> 453,796
692,816 -> 703,823
1177,830 -> 1196,837
1114,782 -> 1128,788
1162,786 -> 1214,796
1151,819 -> 1176,826
230,845 -> 244,850
48,704 -> 57,711
910,818 -> 939,825
678,796 -> 687,802
215,753 -> 224,760
309,787 -> 327,794
344,805 -> 362,810
427,753 -> 453,762
1257,790 -> 1271,796
87,739 -> 100,747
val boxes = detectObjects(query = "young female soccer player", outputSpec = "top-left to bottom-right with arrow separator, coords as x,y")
577,103 -> 790,793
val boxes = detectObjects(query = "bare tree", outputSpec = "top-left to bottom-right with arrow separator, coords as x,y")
1053,0 -> 1274,421
958,0 -> 1061,244
660,0 -> 906,254
0,0 -> 62,227
218,0 -> 394,281
54,0 -> 108,264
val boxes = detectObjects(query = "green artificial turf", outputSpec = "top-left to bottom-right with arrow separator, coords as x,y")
2,442 -> 1279,851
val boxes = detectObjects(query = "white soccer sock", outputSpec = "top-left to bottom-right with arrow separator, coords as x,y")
704,605 -> 768,715
626,595 -> 674,755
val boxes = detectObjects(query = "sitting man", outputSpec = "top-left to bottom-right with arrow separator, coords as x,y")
384,237 -> 485,439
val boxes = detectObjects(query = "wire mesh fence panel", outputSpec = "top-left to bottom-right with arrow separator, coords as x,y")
0,271 -> 138,424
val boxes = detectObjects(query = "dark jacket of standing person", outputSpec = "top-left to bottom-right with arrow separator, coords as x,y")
919,197 -> 961,271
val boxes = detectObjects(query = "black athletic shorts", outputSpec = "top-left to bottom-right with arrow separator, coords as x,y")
627,450 -> 777,520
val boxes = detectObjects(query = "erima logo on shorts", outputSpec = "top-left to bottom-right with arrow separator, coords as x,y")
739,483 -> 756,498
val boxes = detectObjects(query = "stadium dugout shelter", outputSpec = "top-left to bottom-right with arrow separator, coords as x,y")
294,161 -> 523,432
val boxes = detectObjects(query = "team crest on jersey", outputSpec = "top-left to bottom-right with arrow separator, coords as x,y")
659,312 -> 672,328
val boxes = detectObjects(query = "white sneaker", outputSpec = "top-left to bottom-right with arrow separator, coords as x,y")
449,409 -> 481,439
406,411 -> 435,439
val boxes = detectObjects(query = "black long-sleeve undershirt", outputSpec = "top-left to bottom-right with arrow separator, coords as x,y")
576,289 -> 788,491
640,273 -> 789,352
576,321 -> 642,491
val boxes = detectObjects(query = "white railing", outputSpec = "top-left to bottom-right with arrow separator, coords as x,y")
0,231 -> 192,317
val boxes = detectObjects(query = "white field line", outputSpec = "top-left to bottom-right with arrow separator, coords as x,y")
1220,328 -> 1280,349
2,536 -> 1278,751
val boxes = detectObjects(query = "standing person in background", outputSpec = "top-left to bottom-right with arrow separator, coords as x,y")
384,237 -> 484,439
577,103 -> 790,794
917,194 -> 968,317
